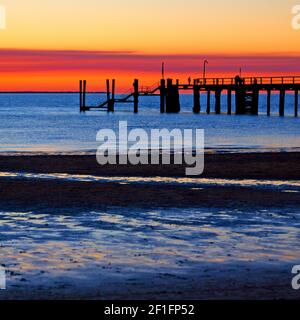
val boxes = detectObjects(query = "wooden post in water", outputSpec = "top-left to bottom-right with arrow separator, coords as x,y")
267,89 -> 271,116
295,90 -> 298,117
166,78 -> 173,113
215,90 -> 221,114
279,89 -> 285,117
106,79 -> 111,112
227,89 -> 232,115
79,80 -> 83,112
108,79 -> 115,112
206,91 -> 211,114
160,79 -> 166,113
133,79 -> 139,113
173,80 -> 180,113
83,80 -> 87,110
193,80 -> 200,114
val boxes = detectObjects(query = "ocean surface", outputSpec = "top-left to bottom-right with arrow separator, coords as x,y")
0,92 -> 299,153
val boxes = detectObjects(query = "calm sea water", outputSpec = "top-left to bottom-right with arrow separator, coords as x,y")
0,93 -> 299,153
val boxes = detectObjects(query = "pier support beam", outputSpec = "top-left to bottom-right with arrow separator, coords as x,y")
193,80 -> 200,114
279,89 -> 285,117
227,89 -> 232,115
206,91 -> 211,114
267,89 -> 271,116
295,90 -> 298,117
160,79 -> 166,113
215,90 -> 221,114
133,79 -> 139,113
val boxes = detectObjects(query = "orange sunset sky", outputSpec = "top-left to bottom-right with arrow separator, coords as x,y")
0,0 -> 300,91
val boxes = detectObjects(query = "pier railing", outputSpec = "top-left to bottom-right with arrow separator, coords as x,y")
194,76 -> 300,86
139,82 -> 160,94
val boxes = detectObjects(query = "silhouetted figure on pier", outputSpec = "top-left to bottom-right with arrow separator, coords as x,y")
235,75 -> 244,85
188,77 -> 191,85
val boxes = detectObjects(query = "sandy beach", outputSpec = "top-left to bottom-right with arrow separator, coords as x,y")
0,152 -> 299,300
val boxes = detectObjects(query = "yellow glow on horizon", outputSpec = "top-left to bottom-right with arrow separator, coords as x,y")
0,0 -> 299,54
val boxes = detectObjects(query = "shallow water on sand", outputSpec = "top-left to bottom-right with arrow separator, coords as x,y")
1,171 -> 300,191
0,205 -> 299,291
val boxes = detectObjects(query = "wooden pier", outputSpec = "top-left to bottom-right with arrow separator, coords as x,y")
80,76 -> 300,116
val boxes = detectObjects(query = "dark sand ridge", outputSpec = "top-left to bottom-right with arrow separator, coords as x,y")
0,152 -> 300,211
0,152 -> 300,179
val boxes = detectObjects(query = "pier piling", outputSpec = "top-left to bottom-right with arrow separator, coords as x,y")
227,89 -> 232,115
83,80 -> 86,111
215,90 -> 221,114
279,89 -> 285,117
133,79 -> 139,113
206,91 -> 211,114
295,90 -> 298,117
109,79 -> 115,112
252,88 -> 259,115
267,89 -> 271,116
160,79 -> 166,113
79,80 -> 83,112
235,88 -> 245,115
166,79 -> 180,113
193,80 -> 200,114
106,79 -> 112,112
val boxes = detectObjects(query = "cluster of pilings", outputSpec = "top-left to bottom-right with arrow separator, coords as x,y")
80,76 -> 300,117
159,79 -> 181,113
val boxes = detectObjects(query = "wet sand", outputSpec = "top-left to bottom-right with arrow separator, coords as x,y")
0,152 -> 300,211
0,152 -> 300,300
0,152 -> 300,180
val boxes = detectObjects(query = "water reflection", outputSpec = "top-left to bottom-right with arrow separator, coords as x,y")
0,206 -> 299,285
